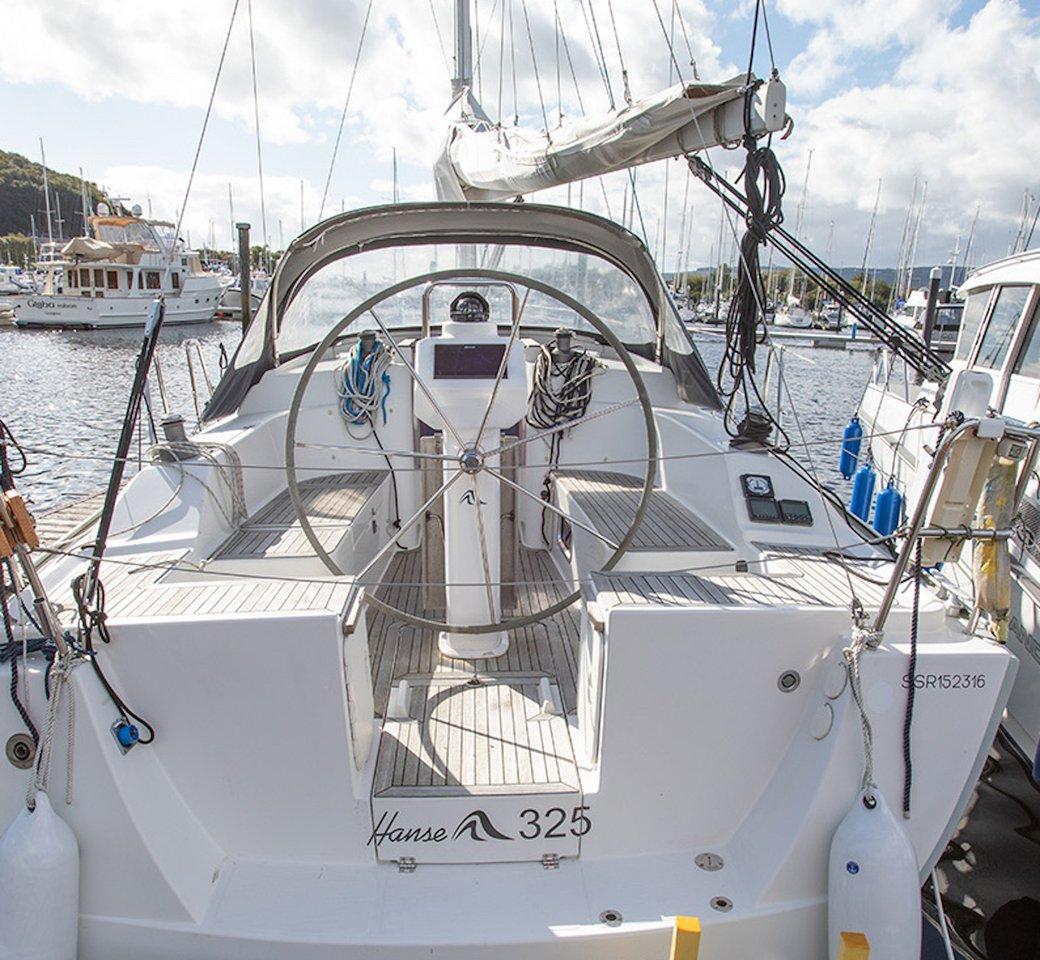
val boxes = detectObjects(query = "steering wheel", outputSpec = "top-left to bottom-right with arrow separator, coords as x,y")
284,267 -> 658,635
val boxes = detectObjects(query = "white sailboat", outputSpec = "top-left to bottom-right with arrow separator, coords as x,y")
858,248 -> 1040,769
773,294 -> 814,328
0,5 -> 1025,959
14,204 -> 223,330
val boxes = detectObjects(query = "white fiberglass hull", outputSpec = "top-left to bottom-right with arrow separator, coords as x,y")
774,309 -> 813,329
13,293 -> 219,329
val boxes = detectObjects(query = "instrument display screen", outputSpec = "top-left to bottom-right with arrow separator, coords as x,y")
747,497 -> 783,523
433,343 -> 508,379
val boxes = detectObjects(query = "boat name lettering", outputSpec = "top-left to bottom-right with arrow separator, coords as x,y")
368,805 -> 592,847
901,673 -> 986,690
26,299 -> 77,310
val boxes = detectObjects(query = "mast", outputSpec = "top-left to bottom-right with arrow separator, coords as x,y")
958,204 -> 980,286
905,180 -> 928,299
859,178 -> 882,297
79,167 -> 90,237
39,139 -> 54,248
228,183 -> 236,261
452,0 -> 473,98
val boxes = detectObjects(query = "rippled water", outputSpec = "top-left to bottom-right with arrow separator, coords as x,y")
0,322 -> 241,510
0,323 -> 873,512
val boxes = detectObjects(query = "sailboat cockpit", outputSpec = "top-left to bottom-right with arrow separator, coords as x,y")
0,202 -> 1019,959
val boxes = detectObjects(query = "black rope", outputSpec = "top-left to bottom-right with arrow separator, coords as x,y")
0,559 -> 39,743
0,418 -> 28,491
715,129 -> 788,447
903,537 -> 922,817
526,333 -> 596,545
371,427 -> 402,531
71,573 -> 156,744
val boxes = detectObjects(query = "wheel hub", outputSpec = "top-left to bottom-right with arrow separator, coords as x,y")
459,447 -> 485,474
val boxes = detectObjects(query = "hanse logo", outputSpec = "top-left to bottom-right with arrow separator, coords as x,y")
452,810 -> 512,842
368,809 -> 511,847
459,490 -> 488,506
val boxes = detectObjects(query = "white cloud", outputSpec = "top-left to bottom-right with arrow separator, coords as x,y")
783,0 -> 1040,263
2,0 -> 1038,271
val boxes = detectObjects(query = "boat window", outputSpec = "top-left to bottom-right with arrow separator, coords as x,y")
955,291 -> 989,361
137,271 -> 144,290
80,268 -> 91,287
92,269 -> 103,287
171,271 -> 180,290
145,271 -> 162,290
276,242 -> 658,359
68,270 -> 78,289
975,285 -> 1031,369
1014,300 -> 1040,379
106,270 -> 118,289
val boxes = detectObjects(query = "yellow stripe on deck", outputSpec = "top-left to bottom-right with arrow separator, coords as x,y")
838,931 -> 870,959
669,916 -> 701,960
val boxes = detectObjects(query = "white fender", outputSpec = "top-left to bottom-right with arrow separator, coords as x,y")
0,791 -> 79,960
828,789 -> 920,960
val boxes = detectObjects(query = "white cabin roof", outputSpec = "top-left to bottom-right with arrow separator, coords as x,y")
959,247 -> 1040,293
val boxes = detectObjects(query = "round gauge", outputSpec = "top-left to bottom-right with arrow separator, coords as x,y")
743,474 -> 773,498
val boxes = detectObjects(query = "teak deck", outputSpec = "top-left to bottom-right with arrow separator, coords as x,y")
368,548 -> 582,797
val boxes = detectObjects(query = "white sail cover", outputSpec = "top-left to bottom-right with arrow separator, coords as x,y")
435,76 -> 787,202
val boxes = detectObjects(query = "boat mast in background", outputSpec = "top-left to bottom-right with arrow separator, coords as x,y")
39,138 -> 54,248
859,177 -> 882,298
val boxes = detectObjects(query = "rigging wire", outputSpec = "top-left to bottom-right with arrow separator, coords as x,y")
37,529 -> 899,593
319,0 -> 375,221
556,12 -> 614,221
171,0 -> 242,259
246,0 -> 269,263
604,0 -> 632,106
428,0 -> 452,78
672,0 -> 698,76
649,0 -> 686,83
17,420 -> 944,477
519,0 -> 552,136
471,0 -> 503,106
576,0 -> 613,109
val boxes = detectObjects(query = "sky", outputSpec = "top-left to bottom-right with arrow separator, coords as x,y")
1,0 -> 1039,272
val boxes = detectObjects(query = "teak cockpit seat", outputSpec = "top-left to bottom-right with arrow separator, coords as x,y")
213,470 -> 388,562
553,469 -> 730,552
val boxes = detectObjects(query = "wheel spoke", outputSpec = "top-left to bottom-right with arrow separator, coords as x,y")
473,288 -> 530,450
356,468 -> 463,586
485,396 -> 640,459
483,465 -> 619,550
367,308 -> 468,450
470,476 -> 498,620
296,440 -> 452,461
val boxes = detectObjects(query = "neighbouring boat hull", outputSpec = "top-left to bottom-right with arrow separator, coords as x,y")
13,294 -> 218,329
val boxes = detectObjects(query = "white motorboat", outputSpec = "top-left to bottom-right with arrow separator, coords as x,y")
892,288 -> 963,358
858,248 -> 1040,769
0,264 -> 32,326
13,205 -> 223,330
0,201 -> 1022,960
218,271 -> 271,319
